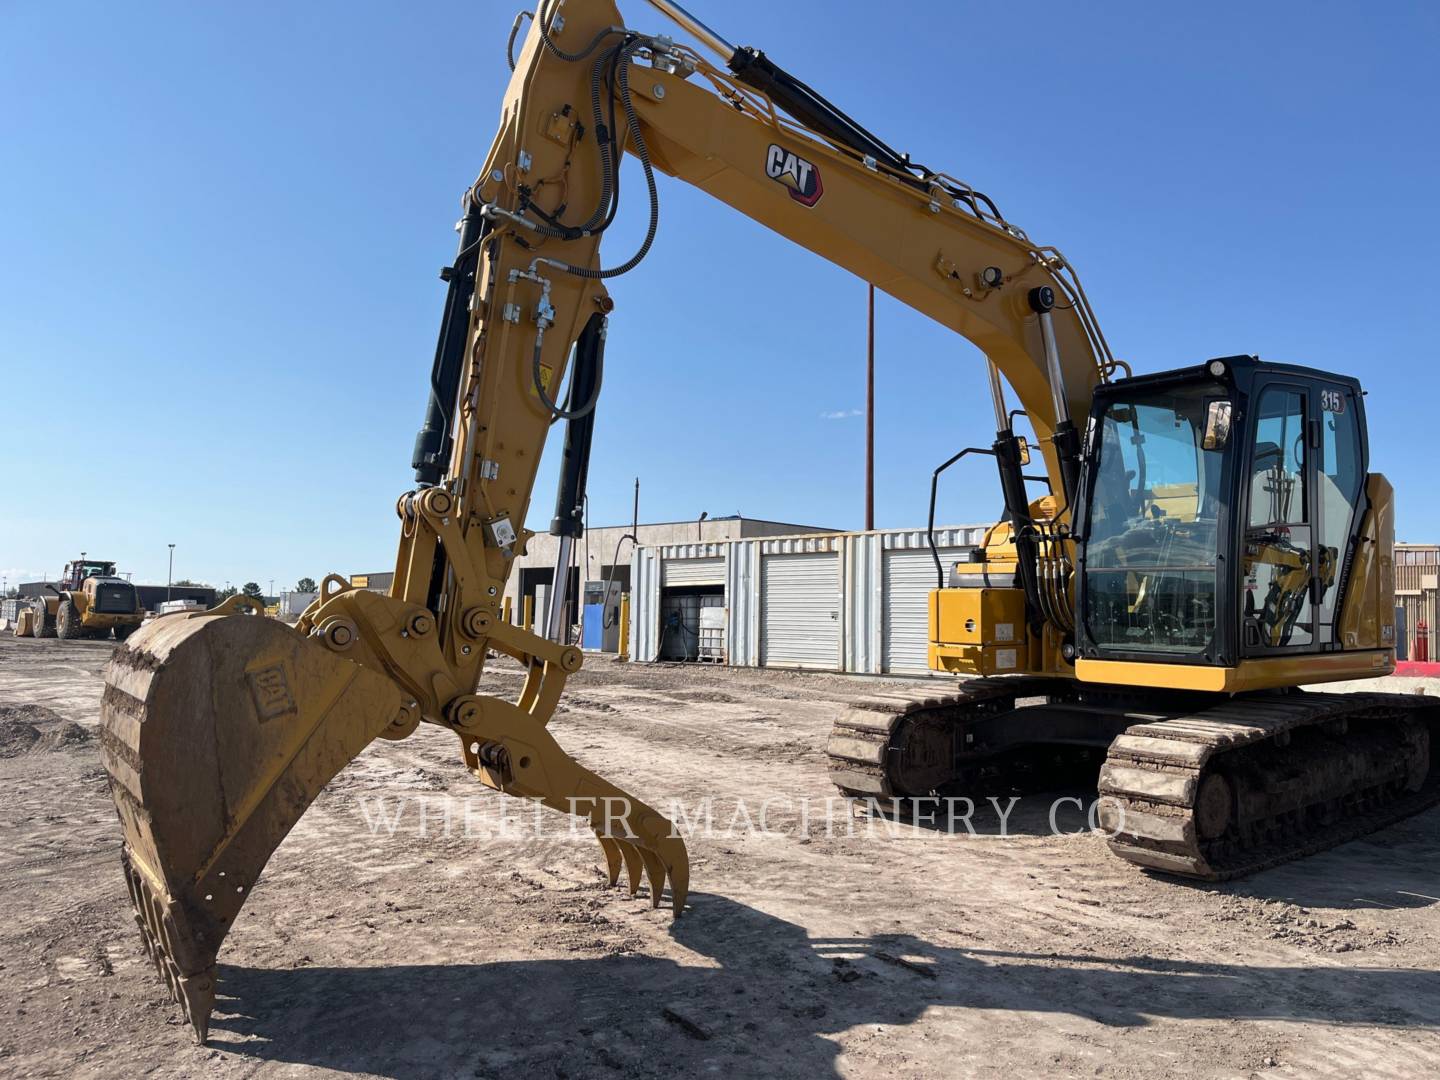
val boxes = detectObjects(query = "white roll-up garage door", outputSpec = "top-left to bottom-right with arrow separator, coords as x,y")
761,552 -> 840,669
661,556 -> 725,587
882,548 -> 966,674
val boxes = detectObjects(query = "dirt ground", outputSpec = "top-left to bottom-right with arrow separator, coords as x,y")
1,633 -> 1438,1079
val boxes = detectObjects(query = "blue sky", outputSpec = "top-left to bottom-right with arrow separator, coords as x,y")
3,1 -> 1437,589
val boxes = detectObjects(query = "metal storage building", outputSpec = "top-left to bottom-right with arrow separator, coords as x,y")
630,525 -> 988,675
508,516 -> 831,651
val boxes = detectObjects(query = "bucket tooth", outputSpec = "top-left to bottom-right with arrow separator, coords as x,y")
638,846 -> 667,909
616,838 -> 644,895
99,611 -> 404,1042
669,858 -> 689,915
120,849 -> 218,1042
597,835 -> 624,887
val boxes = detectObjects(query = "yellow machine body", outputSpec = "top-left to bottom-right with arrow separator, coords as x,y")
929,589 -> 1028,676
71,580 -> 145,633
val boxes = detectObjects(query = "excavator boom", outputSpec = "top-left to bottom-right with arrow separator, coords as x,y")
104,8 -> 1106,1038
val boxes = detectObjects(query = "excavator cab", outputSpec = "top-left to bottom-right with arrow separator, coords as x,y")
925,356 -> 1390,692
1073,355 -> 1389,689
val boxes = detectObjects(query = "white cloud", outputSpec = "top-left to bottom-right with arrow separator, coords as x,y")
819,409 -> 863,420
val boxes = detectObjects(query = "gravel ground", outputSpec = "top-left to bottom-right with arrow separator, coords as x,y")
1,631 -> 1437,1079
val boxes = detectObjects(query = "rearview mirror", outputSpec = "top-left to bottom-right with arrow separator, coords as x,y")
1202,400 -> 1232,450
1016,436 -> 1031,466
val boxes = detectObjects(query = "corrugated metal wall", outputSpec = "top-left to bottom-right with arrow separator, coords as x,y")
726,541 -> 760,666
843,534 -> 882,674
630,547 -> 661,662
631,525 -> 985,674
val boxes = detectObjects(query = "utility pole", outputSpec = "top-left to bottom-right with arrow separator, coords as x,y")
866,283 -> 876,531
167,544 -> 175,602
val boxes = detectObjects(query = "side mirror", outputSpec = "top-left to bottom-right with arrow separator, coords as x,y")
1202,400 -> 1232,450
1016,436 -> 1031,466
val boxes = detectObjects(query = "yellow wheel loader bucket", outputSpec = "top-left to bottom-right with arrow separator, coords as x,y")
99,609 -> 404,1043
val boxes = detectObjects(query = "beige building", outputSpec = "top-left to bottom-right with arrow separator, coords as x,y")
1396,543 -> 1440,659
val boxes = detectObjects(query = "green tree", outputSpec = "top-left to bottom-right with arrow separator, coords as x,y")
172,578 -> 209,589
215,586 -> 238,603
242,582 -> 264,599
296,577 -> 317,593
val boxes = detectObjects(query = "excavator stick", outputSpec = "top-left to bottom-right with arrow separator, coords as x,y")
99,604 -> 405,1043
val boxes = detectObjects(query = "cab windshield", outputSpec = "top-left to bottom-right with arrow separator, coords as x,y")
1083,385 -> 1225,654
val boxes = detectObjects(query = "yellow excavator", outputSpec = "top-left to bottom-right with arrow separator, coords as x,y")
100,0 -> 1437,1042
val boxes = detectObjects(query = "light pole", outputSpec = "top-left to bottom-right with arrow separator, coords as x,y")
866,283 -> 875,531
167,544 -> 176,602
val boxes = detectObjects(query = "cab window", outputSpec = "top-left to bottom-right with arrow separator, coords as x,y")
1244,388 -> 1312,649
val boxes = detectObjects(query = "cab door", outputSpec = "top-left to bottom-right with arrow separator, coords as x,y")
1241,382 -> 1315,652
1241,378 -> 1365,654
1313,383 -> 1366,646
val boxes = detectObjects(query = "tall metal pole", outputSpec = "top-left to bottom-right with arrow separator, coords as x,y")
865,284 -> 876,531
167,544 -> 175,602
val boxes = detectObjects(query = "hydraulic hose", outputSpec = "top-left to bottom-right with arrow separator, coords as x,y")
505,10 -> 532,71
539,39 -> 660,279
536,0 -> 623,64
517,39 -> 631,241
532,321 -> 605,422
507,33 -> 660,282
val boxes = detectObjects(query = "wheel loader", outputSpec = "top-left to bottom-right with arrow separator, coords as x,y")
32,557 -> 144,641
99,0 -> 1438,1043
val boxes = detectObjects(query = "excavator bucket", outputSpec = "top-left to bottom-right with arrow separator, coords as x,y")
99,609 -> 405,1043
99,603 -> 689,1044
